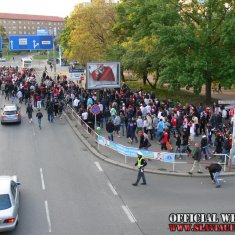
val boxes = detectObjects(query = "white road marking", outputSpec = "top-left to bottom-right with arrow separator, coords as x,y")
107,181 -> 118,196
45,200 -> 52,233
40,168 -> 46,190
122,205 -> 137,223
94,161 -> 103,172
32,123 -> 36,136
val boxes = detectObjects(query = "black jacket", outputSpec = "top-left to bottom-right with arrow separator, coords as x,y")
207,163 -> 222,173
206,163 -> 222,181
106,121 -> 115,133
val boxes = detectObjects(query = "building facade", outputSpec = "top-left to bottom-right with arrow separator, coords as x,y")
0,13 -> 64,36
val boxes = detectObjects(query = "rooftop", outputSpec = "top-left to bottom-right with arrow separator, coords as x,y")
0,12 -> 64,22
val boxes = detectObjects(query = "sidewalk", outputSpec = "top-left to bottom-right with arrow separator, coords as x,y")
64,109 -> 235,177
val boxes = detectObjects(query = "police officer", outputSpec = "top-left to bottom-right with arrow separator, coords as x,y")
205,163 -> 222,188
132,151 -> 147,186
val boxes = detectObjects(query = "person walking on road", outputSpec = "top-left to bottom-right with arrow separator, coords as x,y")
188,143 -> 203,175
106,118 -> 115,141
26,102 -> 33,123
36,109 -> 43,129
205,163 -> 222,188
132,151 -> 147,186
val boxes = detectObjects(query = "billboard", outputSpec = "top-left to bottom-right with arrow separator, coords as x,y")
86,62 -> 120,89
36,28 -> 49,36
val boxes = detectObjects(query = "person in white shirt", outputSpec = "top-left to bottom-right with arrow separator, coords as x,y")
136,116 -> 143,134
73,97 -> 80,112
82,110 -> 88,125
145,103 -> 151,114
222,108 -> 227,124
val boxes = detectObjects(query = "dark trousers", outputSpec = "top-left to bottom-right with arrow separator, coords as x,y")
135,169 -> 146,185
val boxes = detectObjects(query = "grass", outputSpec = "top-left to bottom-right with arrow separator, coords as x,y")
33,51 -> 59,60
125,80 -> 217,105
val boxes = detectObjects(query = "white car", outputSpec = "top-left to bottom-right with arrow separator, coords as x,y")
0,176 -> 20,232
0,58 -> 6,62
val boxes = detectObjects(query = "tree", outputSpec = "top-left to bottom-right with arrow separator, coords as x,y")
112,0 -> 162,87
0,25 -> 8,57
59,0 -> 117,65
151,0 -> 235,102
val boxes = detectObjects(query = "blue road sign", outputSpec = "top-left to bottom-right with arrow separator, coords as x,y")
91,104 -> 100,115
36,28 -> 49,36
0,36 -> 2,51
9,35 -> 53,51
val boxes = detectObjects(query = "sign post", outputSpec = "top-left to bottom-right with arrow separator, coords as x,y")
8,35 -> 53,51
218,100 -> 235,169
91,104 -> 100,132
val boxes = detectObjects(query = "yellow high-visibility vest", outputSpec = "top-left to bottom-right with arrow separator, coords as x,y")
137,157 -> 143,169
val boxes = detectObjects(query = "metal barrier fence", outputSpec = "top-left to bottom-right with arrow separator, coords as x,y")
65,105 -> 232,173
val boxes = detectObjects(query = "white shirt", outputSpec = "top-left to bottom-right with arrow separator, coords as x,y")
222,109 -> 227,118
82,111 -> 88,120
137,118 -> 143,128
73,98 -> 80,107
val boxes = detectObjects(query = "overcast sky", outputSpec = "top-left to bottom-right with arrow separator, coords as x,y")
0,0 -> 90,17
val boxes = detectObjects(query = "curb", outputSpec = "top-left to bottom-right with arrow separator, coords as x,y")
64,113 -> 235,178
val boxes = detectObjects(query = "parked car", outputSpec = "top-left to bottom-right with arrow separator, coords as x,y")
0,58 -> 6,62
0,176 -> 20,232
1,104 -> 21,124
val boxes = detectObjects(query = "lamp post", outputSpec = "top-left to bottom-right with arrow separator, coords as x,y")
53,27 -> 57,79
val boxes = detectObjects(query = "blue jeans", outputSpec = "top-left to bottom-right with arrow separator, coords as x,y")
38,118 -> 42,129
156,131 -> 163,142
48,113 -> 54,123
108,132 -> 113,141
120,124 -> 125,136
214,171 -> 221,187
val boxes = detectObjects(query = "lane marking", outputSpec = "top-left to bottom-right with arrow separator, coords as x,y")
107,181 -> 118,196
32,123 -> 36,136
94,161 -> 103,172
40,168 -> 46,190
45,200 -> 52,233
122,205 -> 137,223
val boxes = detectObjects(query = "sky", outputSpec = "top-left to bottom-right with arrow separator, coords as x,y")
0,0 -> 90,17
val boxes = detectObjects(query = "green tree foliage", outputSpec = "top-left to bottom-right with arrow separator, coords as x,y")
150,0 -> 235,102
59,0 -> 117,65
114,0 -> 234,102
112,0 -> 162,87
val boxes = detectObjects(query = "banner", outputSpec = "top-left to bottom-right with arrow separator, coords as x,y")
99,135 -> 175,162
86,62 -> 120,89
98,136 -> 106,146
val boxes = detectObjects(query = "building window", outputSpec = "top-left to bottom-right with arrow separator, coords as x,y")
19,21 -> 21,24
37,22 -> 40,25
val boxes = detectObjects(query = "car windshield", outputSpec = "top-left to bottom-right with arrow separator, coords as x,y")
0,194 -> 11,210
3,110 -> 17,115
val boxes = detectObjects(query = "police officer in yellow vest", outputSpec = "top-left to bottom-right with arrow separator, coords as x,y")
132,151 -> 147,186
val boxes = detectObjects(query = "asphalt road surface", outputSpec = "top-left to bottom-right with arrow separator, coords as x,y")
0,60 -> 235,235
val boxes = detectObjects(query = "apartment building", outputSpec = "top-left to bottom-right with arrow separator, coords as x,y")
0,13 -> 64,36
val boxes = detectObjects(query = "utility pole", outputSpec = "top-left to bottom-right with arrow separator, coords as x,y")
53,27 -> 57,80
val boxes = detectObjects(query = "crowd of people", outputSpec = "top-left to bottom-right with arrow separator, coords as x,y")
0,65 -> 234,164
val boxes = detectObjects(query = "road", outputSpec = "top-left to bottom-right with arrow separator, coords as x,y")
0,59 -> 235,235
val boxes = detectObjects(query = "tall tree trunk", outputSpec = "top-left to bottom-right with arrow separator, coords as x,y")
143,73 -> 147,85
121,70 -> 125,82
205,78 -> 212,104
